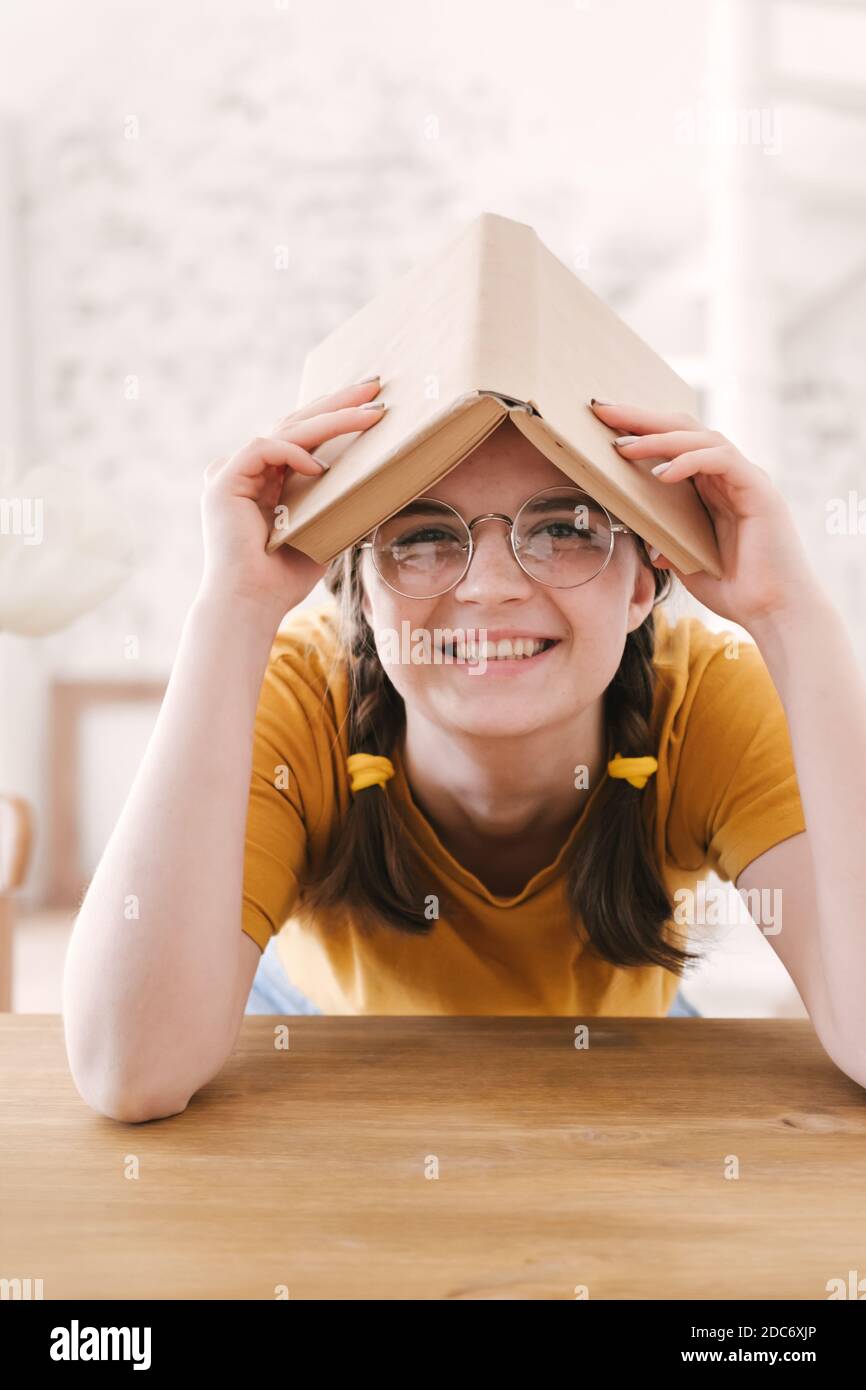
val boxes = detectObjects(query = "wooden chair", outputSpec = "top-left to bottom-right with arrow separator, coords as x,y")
0,795 -> 34,1011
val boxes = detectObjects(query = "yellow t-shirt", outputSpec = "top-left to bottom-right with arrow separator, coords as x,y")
241,599 -> 806,1015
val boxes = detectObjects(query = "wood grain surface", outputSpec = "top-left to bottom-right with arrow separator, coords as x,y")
1,1015 -> 864,1300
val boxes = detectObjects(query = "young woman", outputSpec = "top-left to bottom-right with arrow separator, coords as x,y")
63,375 -> 866,1121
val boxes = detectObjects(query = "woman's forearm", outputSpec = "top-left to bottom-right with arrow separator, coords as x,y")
63,588 -> 282,1116
750,592 -> 866,1051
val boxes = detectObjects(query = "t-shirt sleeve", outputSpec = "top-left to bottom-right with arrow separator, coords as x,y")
240,647 -> 315,953
666,634 -> 807,885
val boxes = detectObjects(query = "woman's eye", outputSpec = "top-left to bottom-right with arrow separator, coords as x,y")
396,528 -> 461,545
534,521 -> 596,540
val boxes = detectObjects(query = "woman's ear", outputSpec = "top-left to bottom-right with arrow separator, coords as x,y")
627,547 -> 658,634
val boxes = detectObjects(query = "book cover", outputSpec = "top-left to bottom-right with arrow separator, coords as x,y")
266,212 -> 721,578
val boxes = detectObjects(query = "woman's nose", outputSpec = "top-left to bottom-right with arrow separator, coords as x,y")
452,519 -> 534,599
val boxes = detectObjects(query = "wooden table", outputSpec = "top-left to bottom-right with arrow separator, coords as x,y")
2,1015 -> 865,1300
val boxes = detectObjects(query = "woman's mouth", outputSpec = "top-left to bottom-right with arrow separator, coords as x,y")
439,636 -> 561,667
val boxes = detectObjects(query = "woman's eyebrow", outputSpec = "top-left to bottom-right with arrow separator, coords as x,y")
404,495 -> 607,518
396,500 -> 446,518
519,498 -> 611,525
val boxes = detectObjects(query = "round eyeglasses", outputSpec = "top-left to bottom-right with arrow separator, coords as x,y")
356,486 -> 637,599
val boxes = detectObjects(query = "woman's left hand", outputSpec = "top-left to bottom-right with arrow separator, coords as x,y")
591,401 -> 822,633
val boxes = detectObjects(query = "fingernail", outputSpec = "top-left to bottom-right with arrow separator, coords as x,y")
590,398 -> 615,406
613,435 -> 640,447
651,461 -> 672,475
648,545 -> 660,561
361,401 -> 387,410
358,375 -> 380,384
313,456 -> 331,471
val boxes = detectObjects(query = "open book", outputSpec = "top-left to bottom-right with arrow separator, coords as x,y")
266,212 -> 721,577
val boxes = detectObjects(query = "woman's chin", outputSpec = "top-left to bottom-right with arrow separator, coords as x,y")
433,698 -> 553,739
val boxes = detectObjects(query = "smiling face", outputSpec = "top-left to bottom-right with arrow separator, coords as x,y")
358,419 -> 658,742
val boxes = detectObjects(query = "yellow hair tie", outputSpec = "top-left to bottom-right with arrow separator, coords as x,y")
607,753 -> 658,790
346,753 -> 395,794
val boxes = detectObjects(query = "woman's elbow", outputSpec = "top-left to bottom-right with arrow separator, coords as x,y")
71,1068 -> 193,1124
814,1020 -> 866,1092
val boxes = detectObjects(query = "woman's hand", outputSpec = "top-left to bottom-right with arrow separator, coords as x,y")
591,400 -> 824,634
198,377 -> 386,623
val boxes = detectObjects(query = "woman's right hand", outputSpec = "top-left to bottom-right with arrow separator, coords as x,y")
197,376 -> 386,622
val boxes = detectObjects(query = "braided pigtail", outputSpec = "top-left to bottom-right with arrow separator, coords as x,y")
302,544 -> 441,934
564,568 -> 700,973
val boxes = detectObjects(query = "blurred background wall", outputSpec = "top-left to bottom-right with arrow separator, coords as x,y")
1,0 -> 864,1013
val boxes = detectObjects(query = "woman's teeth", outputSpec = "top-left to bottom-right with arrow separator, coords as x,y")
443,638 -> 555,661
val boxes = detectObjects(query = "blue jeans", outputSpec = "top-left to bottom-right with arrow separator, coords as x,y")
245,936 -> 323,1015
668,988 -> 701,1017
246,935 -> 701,1017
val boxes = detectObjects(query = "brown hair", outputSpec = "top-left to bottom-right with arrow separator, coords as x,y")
304,541 -> 700,975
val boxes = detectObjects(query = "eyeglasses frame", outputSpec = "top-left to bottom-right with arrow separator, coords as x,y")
356,485 -> 644,599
